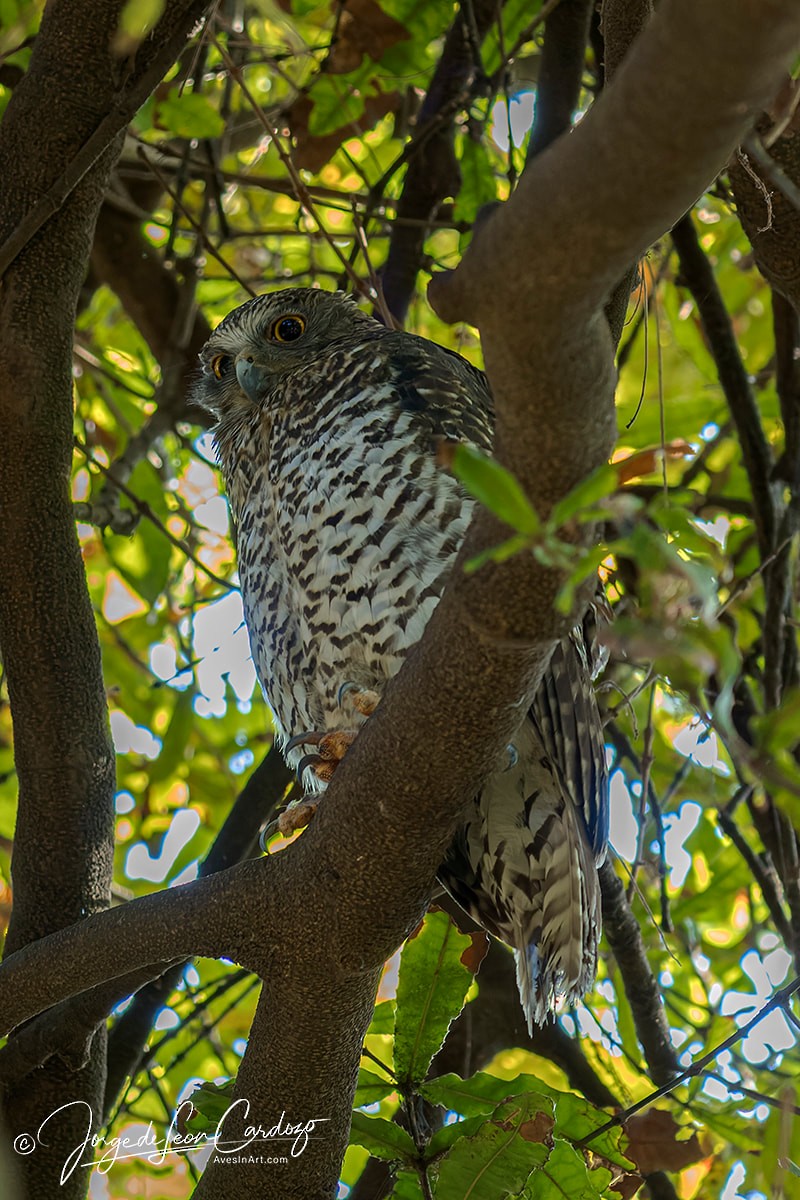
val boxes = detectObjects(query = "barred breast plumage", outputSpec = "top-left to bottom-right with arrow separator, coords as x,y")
194,286 -> 608,1029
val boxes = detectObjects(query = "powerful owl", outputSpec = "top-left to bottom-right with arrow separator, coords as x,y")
195,287 -> 608,1029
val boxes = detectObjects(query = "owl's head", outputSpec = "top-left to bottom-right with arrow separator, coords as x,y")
193,287 -> 382,420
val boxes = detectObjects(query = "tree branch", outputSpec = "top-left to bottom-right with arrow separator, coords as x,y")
671,213 -> 777,558
599,860 -> 679,1087
527,0 -> 593,160
90,195 -> 211,426
0,5 -> 210,281
200,6 -> 800,1194
380,0 -> 499,325
728,104 -> 800,311
597,0 -> 652,347
0,2 -> 211,1194
0,751 -> 291,1101
0,862 -> 281,1035
103,749 -> 292,1116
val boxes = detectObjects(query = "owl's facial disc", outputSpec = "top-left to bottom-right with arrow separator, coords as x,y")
231,309 -> 310,402
196,288 -> 383,418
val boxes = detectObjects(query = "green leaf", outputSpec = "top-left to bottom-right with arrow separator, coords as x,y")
148,690 -> 195,785
377,0 -> 455,73
686,1101 -> 763,1155
480,0 -> 539,75
422,1071 -> 516,1118
393,911 -> 474,1085
365,998 -> 396,1038
453,136 -> 498,225
391,1171 -> 427,1198
422,1072 -> 629,1170
433,1094 -> 554,1198
106,460 -> 172,605
426,1115 -> 486,1158
547,1093 -> 631,1170
554,545 -> 610,614
450,444 -> 540,535
305,67 -> 375,137
157,88 -> 225,140
464,532 -> 532,574
549,464 -> 619,529
115,0 -> 165,51
354,1067 -> 396,1108
349,1112 -> 416,1163
185,1079 -> 234,1132
519,1138 -> 613,1199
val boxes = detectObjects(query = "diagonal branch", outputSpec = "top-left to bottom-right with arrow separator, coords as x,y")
0,3 -> 211,1195
599,860 -> 679,1087
0,860 -> 279,1036
527,0 -> 593,160
671,213 -> 776,557
0,5 -> 210,281
380,0 -> 501,325
103,749 -> 292,1116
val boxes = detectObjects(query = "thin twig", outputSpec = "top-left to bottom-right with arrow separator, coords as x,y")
742,133 -> 800,214
578,974 -> 800,1146
717,787 -> 794,948
0,21 -> 206,280
138,148 -> 256,297
672,213 -> 776,558
74,439 -> 235,592
487,0 -> 566,91
212,35 -> 377,306
626,685 -> 655,901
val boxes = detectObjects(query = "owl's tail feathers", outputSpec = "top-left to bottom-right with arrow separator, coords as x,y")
514,943 -> 549,1035
514,805 -> 601,1034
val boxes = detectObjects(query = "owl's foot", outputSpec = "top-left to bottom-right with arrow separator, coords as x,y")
276,798 -> 319,836
337,682 -> 380,717
260,795 -> 320,848
286,729 -> 356,785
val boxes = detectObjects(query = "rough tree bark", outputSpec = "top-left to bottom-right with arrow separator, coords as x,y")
0,3 -> 210,1197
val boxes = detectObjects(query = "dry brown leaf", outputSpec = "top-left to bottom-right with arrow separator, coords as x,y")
607,1168 -> 644,1200
615,440 -> 694,484
328,0 -> 409,74
459,929 -> 490,974
518,1111 -> 555,1144
624,1109 -> 705,1176
289,91 -> 397,172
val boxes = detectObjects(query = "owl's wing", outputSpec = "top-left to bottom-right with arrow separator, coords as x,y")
530,617 -> 609,861
382,331 -> 494,453
384,329 -> 609,859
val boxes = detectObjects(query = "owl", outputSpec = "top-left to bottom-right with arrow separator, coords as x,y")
194,287 -> 608,1029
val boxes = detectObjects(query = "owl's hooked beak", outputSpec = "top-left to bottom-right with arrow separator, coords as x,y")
235,357 -> 268,404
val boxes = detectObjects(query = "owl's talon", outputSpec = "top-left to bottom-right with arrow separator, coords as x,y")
336,683 -> 380,717
504,743 -> 519,771
260,794 -> 321,848
352,688 -> 379,717
296,752 -> 337,784
337,681 -> 359,707
286,730 -> 326,755
296,752 -> 317,783
288,728 -> 357,784
277,799 -> 319,836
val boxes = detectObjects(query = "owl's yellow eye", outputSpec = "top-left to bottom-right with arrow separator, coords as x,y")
211,354 -> 231,379
269,314 -> 306,343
